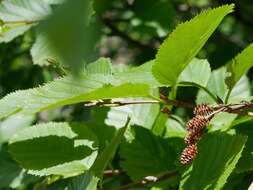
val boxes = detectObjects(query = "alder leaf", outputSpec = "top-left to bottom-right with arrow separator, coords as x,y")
196,67 -> 251,104
0,59 -> 155,119
114,60 -> 162,87
120,126 -> 178,181
0,0 -> 52,43
178,58 -> 211,87
8,122 -> 98,177
179,132 -> 247,190
226,43 -> 253,90
152,4 -> 234,85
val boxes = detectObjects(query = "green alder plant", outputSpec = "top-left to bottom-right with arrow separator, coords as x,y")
0,1 -> 253,189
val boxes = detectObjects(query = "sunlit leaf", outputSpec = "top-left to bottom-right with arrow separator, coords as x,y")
153,5 -> 234,85
179,133 -> 247,190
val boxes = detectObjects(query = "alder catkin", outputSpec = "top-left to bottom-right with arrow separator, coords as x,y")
184,129 -> 203,145
186,116 -> 209,131
193,104 -> 213,116
180,144 -> 198,165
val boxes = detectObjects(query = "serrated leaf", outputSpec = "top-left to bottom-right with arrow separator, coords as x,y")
178,58 -> 211,87
120,126 -> 177,181
196,67 -> 251,104
0,62 -> 154,119
226,43 -> 253,90
8,122 -> 98,177
153,5 -> 234,85
0,0 -> 52,43
179,133 -> 247,190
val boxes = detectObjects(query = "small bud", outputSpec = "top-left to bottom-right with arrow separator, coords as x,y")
180,144 -> 197,165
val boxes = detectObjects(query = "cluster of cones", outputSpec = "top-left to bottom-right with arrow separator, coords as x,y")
180,104 -> 214,165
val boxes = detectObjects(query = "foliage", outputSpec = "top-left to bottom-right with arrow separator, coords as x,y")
0,0 -> 253,189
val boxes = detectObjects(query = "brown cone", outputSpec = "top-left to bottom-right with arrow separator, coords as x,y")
180,144 -> 198,165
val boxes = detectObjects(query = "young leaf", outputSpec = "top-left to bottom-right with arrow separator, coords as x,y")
0,0 -> 52,43
226,43 -> 253,90
152,5 -> 234,85
179,133 -> 247,190
8,122 -> 98,177
120,126 -> 178,181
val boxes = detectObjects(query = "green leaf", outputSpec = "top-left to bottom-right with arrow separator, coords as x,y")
196,67 -> 251,104
179,133 -> 247,190
234,121 -> 253,173
31,34 -> 61,66
152,4 -> 234,85
178,58 -> 211,87
8,122 -> 98,177
86,58 -> 113,75
151,113 -> 168,136
0,113 -> 34,143
226,43 -> 253,90
40,0 -> 102,73
114,60 -> 162,88
69,172 -> 99,190
209,112 -> 237,132
105,100 -> 160,130
91,118 -> 130,178
0,146 -> 21,188
164,117 -> 186,138
120,126 -> 177,181
0,64 -> 154,119
0,0 -> 52,43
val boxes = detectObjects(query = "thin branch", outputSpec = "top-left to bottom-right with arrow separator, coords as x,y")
84,95 -> 253,117
84,99 -> 160,107
115,170 -> 178,190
